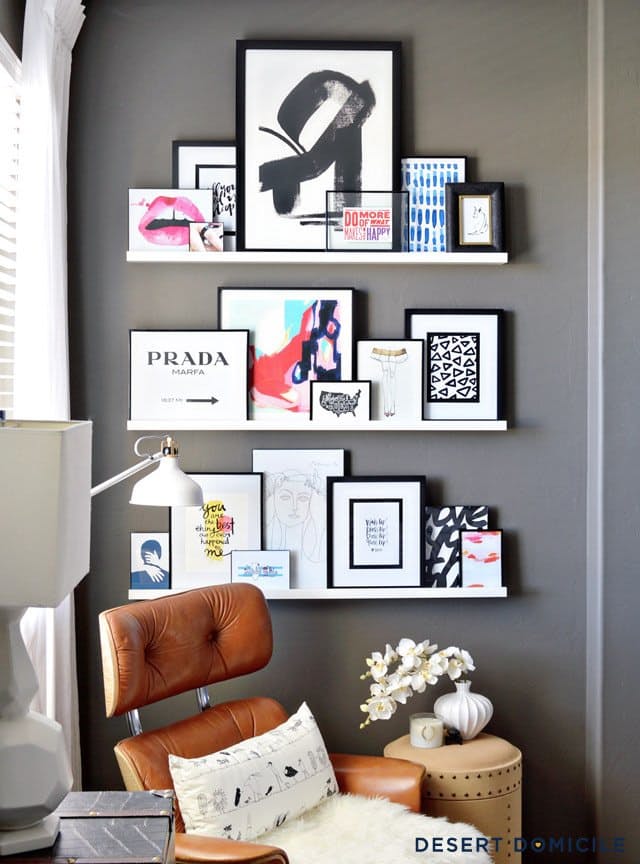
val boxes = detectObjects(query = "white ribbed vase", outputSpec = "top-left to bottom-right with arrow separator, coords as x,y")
433,680 -> 493,740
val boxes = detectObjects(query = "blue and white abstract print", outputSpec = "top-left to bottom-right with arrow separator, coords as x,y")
401,157 -> 466,252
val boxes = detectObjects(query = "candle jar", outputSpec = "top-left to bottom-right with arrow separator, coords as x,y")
410,712 -> 444,749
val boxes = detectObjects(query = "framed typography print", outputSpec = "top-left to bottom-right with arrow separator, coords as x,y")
425,506 -> 489,588
236,40 -> 401,250
328,476 -> 426,588
219,287 -> 354,422
170,473 -> 262,590
129,330 -> 249,422
172,141 -> 237,250
310,381 -> 371,423
445,182 -> 505,253
405,309 -> 504,421
356,339 -> 423,421
252,448 -> 344,590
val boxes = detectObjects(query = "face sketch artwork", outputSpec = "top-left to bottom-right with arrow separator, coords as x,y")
258,71 -> 376,227
267,470 -> 324,565
371,346 -> 408,417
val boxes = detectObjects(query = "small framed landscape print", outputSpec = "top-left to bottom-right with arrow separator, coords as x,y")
219,287 -> 354,422
130,532 -> 170,590
172,140 -> 236,250
327,476 -> 426,588
231,550 -> 290,592
425,506 -> 489,588
129,330 -> 249,422
445,182 -> 505,253
236,40 -> 401,250
310,381 -> 371,423
461,530 -> 503,589
170,473 -> 263,591
128,189 -> 213,251
401,157 -> 466,252
325,191 -> 408,251
405,309 -> 504,421
356,339 -> 423,421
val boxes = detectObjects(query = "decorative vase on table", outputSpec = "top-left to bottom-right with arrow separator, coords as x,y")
433,680 -> 493,740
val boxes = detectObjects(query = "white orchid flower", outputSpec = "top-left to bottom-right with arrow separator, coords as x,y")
363,695 -> 397,722
397,638 -> 425,672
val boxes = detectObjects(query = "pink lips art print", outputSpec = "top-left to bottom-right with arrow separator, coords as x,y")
128,189 -> 214,250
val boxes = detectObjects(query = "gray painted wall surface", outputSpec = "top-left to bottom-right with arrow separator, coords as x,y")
66,0 -> 626,856
0,0 -> 24,56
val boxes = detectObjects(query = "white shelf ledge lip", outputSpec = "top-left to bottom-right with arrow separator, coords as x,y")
126,250 -> 508,265
129,586 -> 507,601
127,419 -> 508,432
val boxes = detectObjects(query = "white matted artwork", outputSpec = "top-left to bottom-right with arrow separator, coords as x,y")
461,530 -> 502,589
252,449 -> 345,589
356,339 -> 423,421
130,532 -> 170,590
310,381 -> 370,423
231,550 -> 290,592
128,189 -> 213,251
129,330 -> 249,422
171,473 -> 262,590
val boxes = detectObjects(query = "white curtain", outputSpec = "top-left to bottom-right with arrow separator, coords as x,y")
14,0 -> 85,789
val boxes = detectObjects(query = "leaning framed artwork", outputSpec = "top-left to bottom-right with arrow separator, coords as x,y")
310,381 -> 371,423
327,476 -> 426,588
445,182 -> 505,253
172,140 -> 237,250
170,473 -> 263,590
129,329 -> 249,422
219,287 -> 354,422
236,40 -> 401,250
405,309 -> 505,421
130,532 -> 170,590
356,339 -> 423,421
425,505 -> 489,587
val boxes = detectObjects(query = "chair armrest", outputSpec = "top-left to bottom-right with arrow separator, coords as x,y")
175,831 -> 288,864
330,752 -> 425,813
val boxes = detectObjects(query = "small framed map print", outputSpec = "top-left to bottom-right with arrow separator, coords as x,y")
310,381 -> 371,422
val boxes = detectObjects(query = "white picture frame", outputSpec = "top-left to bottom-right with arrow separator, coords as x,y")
356,339 -> 423,421
461,530 -> 503,589
130,532 -> 170,590
128,189 -> 213,251
252,448 -> 345,590
231,550 -> 290,592
129,329 -> 249,422
310,381 -> 371,423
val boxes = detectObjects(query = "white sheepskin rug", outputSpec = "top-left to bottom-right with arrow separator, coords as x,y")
258,794 -> 493,864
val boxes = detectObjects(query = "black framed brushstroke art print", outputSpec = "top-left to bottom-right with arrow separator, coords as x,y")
236,40 -> 401,251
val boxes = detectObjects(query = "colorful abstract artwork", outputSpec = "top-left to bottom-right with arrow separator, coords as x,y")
219,288 -> 354,422
461,530 -> 502,589
425,506 -> 489,588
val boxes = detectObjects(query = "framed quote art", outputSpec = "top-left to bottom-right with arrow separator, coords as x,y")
172,140 -> 237,250
405,309 -> 504,421
170,473 -> 263,591
129,330 -> 249,422
327,476 -> 426,588
219,287 -> 354,423
236,40 -> 401,250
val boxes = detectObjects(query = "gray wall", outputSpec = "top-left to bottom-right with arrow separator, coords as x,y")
0,0 -> 24,56
64,0 -> 634,858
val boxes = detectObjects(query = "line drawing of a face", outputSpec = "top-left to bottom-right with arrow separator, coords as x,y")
274,474 -> 312,528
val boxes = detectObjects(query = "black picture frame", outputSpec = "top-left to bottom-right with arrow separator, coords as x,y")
236,39 -> 402,251
327,476 -> 426,588
445,182 -> 505,253
404,309 -> 505,421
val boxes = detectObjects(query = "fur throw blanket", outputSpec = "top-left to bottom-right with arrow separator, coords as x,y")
258,793 -> 493,864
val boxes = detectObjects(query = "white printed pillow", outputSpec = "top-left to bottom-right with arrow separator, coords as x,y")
168,702 -> 338,841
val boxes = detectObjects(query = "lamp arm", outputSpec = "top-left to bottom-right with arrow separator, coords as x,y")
90,453 -> 160,498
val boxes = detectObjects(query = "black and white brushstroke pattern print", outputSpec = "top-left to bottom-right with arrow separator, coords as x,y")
427,332 -> 480,402
425,506 -> 489,587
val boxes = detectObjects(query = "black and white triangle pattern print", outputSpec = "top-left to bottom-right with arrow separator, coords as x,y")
427,332 -> 480,402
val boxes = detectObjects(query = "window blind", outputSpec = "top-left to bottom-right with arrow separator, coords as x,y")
0,35 -> 20,418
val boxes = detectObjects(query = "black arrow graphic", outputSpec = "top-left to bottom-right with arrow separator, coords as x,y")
186,396 -> 219,405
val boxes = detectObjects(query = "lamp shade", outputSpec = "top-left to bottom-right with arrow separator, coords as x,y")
0,421 -> 92,608
130,453 -> 202,506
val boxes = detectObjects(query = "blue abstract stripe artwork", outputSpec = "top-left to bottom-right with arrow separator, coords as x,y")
401,158 -> 466,252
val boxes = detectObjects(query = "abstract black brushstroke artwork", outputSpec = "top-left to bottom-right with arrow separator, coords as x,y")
237,41 -> 400,251
425,506 -> 489,588
427,332 -> 480,402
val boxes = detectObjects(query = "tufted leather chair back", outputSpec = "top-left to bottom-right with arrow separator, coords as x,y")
99,583 -> 289,831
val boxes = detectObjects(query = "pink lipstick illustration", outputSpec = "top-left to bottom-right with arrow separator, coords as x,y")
137,195 -> 205,246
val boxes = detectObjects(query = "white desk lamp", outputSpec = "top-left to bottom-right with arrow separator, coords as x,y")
0,420 -> 202,855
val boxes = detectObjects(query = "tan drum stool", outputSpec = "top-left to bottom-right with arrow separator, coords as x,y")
384,733 -> 522,864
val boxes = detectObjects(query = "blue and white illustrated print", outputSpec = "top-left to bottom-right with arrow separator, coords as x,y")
401,157 -> 466,252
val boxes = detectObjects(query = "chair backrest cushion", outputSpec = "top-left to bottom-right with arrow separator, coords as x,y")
100,583 -> 273,716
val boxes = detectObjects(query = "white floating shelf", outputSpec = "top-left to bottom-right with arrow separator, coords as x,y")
126,250 -> 508,265
127,419 -> 508,432
128,586 -> 507,601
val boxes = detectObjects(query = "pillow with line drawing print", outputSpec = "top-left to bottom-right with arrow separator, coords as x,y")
168,702 -> 338,842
